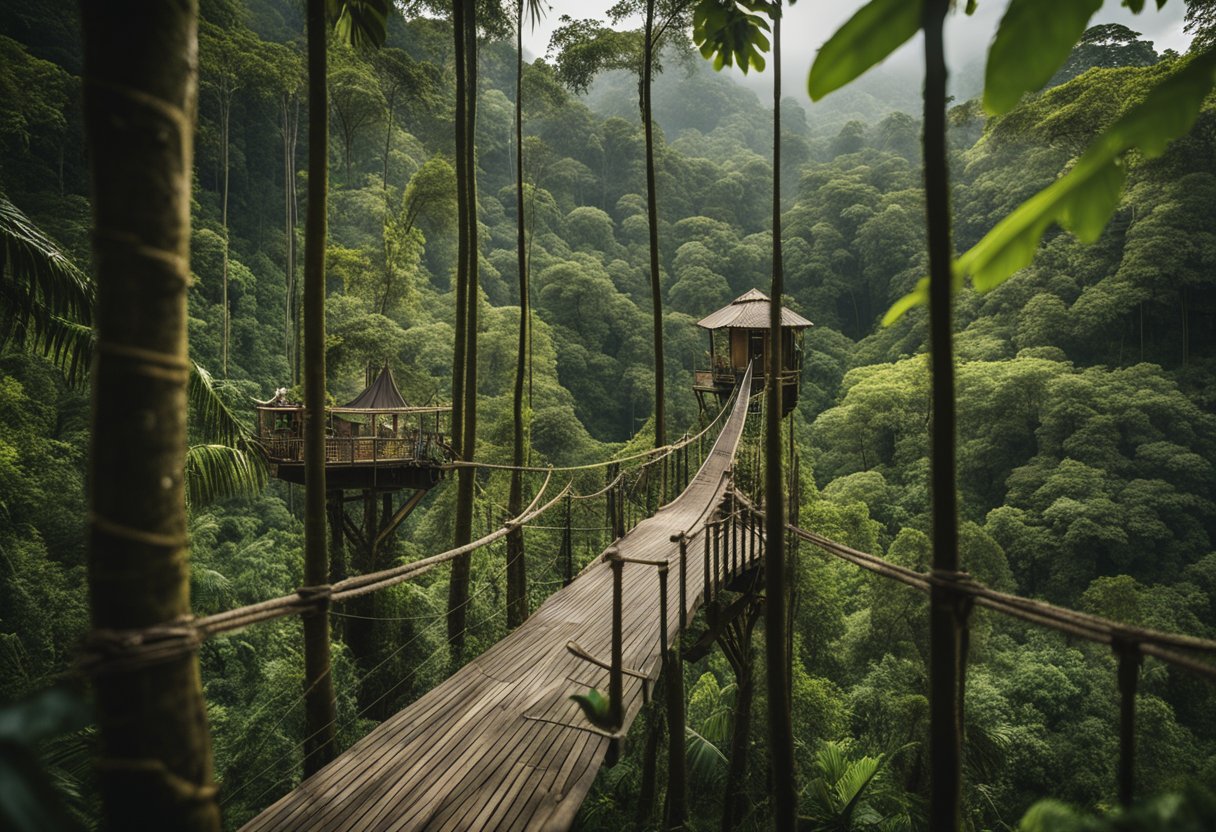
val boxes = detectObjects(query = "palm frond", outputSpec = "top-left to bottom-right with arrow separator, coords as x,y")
188,361 -> 255,449
185,444 -> 267,508
0,191 -> 95,380
685,725 -> 728,785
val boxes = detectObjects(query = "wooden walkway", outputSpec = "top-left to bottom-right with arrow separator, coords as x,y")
242,382 -> 752,832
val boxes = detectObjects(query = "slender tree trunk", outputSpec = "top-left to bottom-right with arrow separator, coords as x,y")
636,702 -> 663,828
302,0 -> 338,776
764,10 -> 796,829
448,0 -> 479,661
221,97 -> 230,377
80,1 -> 221,827
665,646 -> 687,829
922,1 -> 961,829
507,0 -> 529,630
723,648 -> 754,832
642,0 -> 665,449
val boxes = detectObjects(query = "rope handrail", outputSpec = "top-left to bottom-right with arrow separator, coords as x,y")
81,388 -> 747,679
192,472 -> 562,637
735,496 -> 1216,681
442,374 -> 739,474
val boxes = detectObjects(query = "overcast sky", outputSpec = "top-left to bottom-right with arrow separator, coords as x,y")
520,1 -> 1192,106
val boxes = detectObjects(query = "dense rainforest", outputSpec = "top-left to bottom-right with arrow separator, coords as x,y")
1,0 -> 1215,829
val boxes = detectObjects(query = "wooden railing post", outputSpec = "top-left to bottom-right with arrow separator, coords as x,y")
663,556 -> 687,830
609,548 -> 624,731
671,533 -> 687,632
562,492 -> 573,586
1115,638 -> 1142,807
703,520 -> 712,606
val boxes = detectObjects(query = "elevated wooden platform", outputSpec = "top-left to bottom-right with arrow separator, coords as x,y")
241,376 -> 753,831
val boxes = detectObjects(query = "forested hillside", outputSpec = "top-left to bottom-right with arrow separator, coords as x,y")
1,1 -> 1214,829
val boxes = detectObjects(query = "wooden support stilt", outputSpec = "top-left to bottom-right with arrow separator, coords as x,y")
1116,640 -> 1142,807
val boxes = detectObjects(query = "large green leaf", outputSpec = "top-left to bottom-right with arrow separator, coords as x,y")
327,0 -> 389,49
0,191 -> 94,381
185,443 -> 268,508
692,1 -> 771,74
885,48 -> 1216,324
807,0 -> 922,101
983,0 -> 1103,115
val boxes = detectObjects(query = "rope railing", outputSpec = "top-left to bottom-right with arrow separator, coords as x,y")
732,493 -> 1216,674
443,374 -> 738,475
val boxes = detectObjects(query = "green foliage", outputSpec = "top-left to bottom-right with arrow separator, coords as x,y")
984,0 -> 1105,116
806,0 -> 921,103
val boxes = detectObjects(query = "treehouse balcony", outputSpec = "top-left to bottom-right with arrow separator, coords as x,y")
256,364 -> 452,491
693,288 -> 812,417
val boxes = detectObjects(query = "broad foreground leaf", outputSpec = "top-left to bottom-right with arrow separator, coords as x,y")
807,0 -> 922,102
885,49 -> 1216,324
984,0 -> 1102,115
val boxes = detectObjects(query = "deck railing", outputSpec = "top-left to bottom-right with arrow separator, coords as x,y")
260,434 -> 447,465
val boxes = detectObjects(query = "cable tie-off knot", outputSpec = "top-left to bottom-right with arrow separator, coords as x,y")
928,568 -> 976,617
78,617 -> 200,676
296,584 -> 333,613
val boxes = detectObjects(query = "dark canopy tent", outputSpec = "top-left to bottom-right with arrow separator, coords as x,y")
341,363 -> 408,411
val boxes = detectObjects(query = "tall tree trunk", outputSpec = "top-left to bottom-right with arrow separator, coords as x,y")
763,10 -> 796,829
448,0 -> 478,661
922,1 -> 961,829
302,0 -> 338,776
723,640 -> 754,832
221,96 -> 230,376
642,0 -> 665,449
283,91 -> 299,378
507,0 -> 529,630
80,1 -> 221,827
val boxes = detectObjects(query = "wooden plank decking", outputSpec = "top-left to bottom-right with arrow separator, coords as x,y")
241,380 -> 752,832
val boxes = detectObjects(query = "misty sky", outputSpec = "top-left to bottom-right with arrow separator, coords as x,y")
521,1 -> 1192,108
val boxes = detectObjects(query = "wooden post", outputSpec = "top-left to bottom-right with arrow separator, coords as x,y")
659,563 -> 669,659
1116,640 -> 1142,807
703,522 -> 712,606
609,548 -> 623,731
562,492 -> 573,586
671,533 -> 687,632
666,648 -> 687,830
606,463 -> 616,541
712,518 -> 721,593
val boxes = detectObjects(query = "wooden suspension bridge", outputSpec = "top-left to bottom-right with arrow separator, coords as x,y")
79,295 -> 1216,830
242,366 -> 761,831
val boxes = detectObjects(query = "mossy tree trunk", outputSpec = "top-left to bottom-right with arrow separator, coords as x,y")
506,0 -> 529,630
643,0 -> 666,450
449,0 -> 480,662
301,0 -> 338,776
80,0 -> 221,827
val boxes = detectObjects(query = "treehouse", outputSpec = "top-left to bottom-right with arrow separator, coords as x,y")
256,363 -> 452,491
693,288 -> 812,417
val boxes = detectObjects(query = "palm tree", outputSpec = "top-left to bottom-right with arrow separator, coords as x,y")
78,0 -> 221,827
507,0 -> 545,630
0,191 -> 94,382
800,741 -> 900,832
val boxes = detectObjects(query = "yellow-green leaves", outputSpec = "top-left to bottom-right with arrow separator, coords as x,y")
692,2 -> 771,74
884,49 -> 1216,325
807,0 -> 922,101
984,0 -> 1103,115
